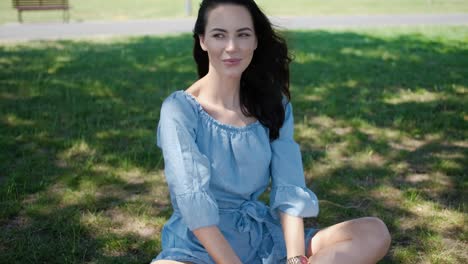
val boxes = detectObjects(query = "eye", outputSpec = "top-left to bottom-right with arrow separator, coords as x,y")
239,33 -> 251,38
212,33 -> 225,39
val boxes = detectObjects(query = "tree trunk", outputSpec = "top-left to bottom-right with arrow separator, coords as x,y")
185,0 -> 192,16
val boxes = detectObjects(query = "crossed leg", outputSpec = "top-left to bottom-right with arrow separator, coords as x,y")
151,261 -> 191,264
306,217 -> 391,264
152,217 -> 391,264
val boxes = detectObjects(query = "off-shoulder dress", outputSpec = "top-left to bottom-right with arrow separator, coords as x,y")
152,90 -> 319,264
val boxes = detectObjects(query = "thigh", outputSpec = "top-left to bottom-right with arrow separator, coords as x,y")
151,260 -> 192,264
309,217 -> 385,255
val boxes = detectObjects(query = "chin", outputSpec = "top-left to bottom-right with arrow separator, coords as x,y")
223,70 -> 244,78
224,71 -> 244,79
223,66 -> 249,78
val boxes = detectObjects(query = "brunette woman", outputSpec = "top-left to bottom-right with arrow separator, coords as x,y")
152,1 -> 391,263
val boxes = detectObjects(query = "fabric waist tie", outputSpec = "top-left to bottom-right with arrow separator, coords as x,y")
172,200 -> 286,260
218,200 -> 285,259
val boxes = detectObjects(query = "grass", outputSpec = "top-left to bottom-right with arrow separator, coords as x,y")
1,0 -> 468,24
0,26 -> 467,263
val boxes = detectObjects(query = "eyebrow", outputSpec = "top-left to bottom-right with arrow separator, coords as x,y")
209,27 -> 254,33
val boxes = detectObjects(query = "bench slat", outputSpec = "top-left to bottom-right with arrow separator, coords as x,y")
13,0 -> 69,8
16,6 -> 69,11
12,0 -> 70,23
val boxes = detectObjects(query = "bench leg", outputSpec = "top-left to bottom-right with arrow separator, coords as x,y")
18,10 -> 23,23
63,9 -> 70,23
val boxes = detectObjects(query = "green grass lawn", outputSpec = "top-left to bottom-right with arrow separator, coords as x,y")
1,26 -> 467,263
1,0 -> 468,24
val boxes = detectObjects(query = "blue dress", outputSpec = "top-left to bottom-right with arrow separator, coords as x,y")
152,90 -> 319,264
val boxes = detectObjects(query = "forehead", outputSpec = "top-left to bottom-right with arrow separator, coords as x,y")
205,4 -> 254,31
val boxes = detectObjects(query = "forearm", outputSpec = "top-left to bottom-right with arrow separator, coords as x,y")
280,211 -> 306,258
193,225 -> 242,264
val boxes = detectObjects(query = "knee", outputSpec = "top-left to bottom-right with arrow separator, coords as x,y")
362,217 -> 391,251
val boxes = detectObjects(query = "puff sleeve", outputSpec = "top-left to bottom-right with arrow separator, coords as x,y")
269,101 -> 319,219
156,95 -> 219,230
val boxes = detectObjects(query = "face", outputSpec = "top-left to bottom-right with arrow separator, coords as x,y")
199,4 -> 258,79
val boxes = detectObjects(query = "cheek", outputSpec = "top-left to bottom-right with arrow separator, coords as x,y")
240,41 -> 257,54
242,49 -> 255,63
204,41 -> 224,55
207,44 -> 223,58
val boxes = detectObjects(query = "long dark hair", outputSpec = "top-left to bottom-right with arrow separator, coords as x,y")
193,0 -> 291,141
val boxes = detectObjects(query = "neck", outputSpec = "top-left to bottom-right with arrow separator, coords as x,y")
198,69 -> 241,110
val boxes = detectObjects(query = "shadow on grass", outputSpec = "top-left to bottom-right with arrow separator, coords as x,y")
287,29 -> 467,263
0,28 -> 466,263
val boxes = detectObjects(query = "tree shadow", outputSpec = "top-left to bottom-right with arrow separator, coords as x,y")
0,34 -> 194,209
0,35 -> 188,262
287,29 -> 466,263
0,190 -> 168,263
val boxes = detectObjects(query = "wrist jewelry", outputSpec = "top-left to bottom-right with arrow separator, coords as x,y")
287,255 -> 308,264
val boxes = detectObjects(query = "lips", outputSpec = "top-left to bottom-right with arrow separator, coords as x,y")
222,58 -> 241,65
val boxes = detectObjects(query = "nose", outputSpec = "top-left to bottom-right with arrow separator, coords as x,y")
225,38 -> 238,52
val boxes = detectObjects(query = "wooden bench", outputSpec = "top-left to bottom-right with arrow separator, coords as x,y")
12,0 -> 70,23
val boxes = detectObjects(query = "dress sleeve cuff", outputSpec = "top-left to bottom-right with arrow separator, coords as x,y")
270,185 -> 319,219
175,191 -> 220,230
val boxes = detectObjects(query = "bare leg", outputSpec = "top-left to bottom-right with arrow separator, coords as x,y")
151,261 -> 192,264
307,217 -> 391,264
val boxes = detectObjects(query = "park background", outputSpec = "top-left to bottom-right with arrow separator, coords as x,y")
0,0 -> 467,263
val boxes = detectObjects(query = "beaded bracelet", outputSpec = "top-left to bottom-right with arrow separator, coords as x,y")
286,255 -> 308,264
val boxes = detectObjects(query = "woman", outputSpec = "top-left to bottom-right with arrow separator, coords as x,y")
152,0 -> 391,263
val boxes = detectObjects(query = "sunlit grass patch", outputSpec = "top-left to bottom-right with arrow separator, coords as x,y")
384,88 -> 442,104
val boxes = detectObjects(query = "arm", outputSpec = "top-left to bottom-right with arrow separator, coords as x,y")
193,226 -> 242,264
269,101 -> 319,261
280,212 -> 305,258
157,95 -> 241,262
157,95 -> 242,263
